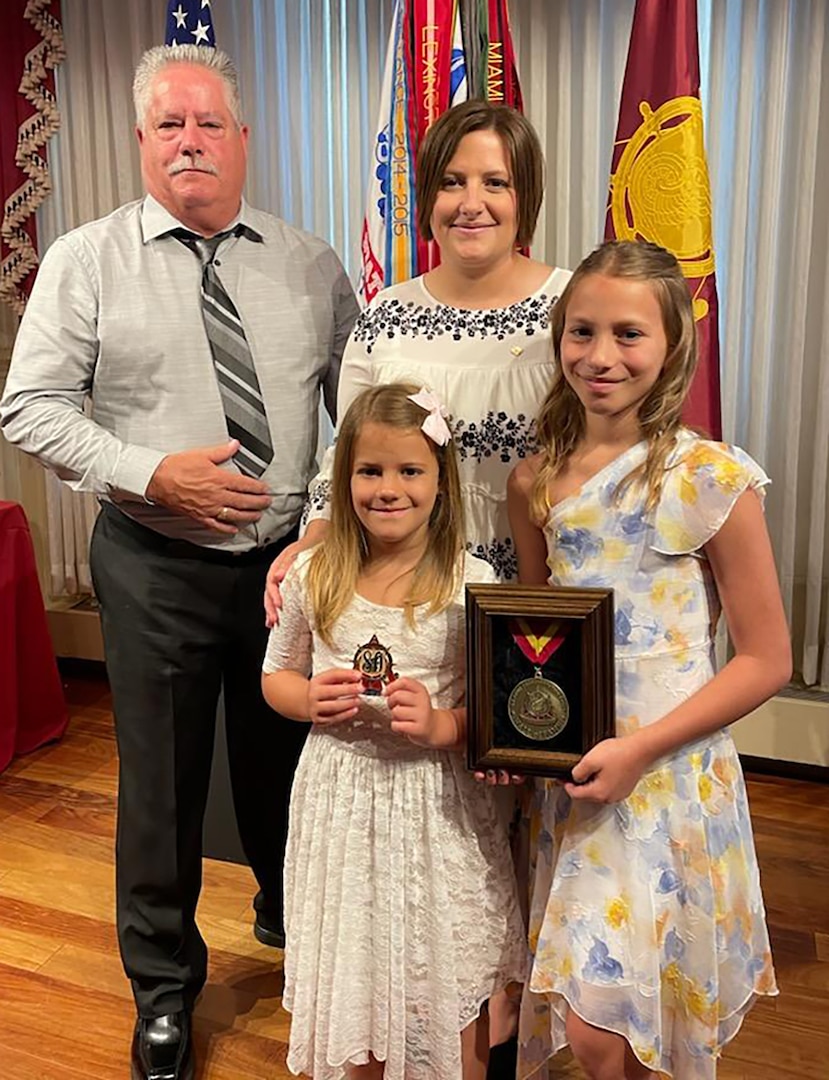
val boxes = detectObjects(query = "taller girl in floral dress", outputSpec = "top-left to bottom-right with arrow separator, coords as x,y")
507,240 -> 791,1080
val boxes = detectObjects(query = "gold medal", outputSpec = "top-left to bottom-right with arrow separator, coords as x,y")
507,671 -> 569,741
506,618 -> 571,741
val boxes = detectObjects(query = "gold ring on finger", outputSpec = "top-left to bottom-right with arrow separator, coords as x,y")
217,506 -> 230,522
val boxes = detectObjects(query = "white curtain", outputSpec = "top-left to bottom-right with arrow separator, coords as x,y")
513,0 -> 829,689
221,0 -> 391,274
36,0 -> 168,597
512,0 -> 637,270
703,0 -> 829,689
26,0 -> 829,686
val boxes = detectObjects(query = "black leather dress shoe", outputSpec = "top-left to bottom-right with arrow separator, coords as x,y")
253,889 -> 286,949
253,907 -> 286,949
130,1011 -> 194,1080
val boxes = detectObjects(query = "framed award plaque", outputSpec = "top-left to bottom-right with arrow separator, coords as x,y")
465,584 -> 615,778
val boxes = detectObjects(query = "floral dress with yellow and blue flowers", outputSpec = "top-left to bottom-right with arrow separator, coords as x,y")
519,433 -> 778,1080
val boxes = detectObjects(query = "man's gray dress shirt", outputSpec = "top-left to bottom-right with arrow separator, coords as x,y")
0,195 -> 359,550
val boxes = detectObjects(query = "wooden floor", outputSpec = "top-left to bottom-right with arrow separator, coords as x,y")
0,670 -> 826,1079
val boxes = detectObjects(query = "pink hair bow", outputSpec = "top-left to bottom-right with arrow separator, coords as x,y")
408,388 -> 452,446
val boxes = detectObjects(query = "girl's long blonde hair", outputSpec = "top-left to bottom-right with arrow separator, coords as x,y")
306,382 -> 465,645
531,240 -> 699,523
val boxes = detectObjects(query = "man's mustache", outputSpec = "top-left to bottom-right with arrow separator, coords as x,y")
168,159 -> 218,176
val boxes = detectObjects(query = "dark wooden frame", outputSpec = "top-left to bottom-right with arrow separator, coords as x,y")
466,584 -> 616,778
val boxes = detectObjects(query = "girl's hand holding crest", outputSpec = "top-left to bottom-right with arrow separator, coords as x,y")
307,669 -> 363,725
385,676 -> 462,749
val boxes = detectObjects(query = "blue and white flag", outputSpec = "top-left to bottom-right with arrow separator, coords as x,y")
166,0 -> 216,48
360,0 -> 461,303
449,6 -> 468,107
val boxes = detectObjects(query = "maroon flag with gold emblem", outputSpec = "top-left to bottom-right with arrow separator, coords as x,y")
605,0 -> 721,437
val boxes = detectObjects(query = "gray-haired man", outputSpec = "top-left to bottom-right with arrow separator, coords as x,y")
1,44 -> 358,1080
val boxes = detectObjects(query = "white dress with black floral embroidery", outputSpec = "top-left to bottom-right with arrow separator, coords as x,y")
305,269 -> 571,580
263,551 -> 528,1080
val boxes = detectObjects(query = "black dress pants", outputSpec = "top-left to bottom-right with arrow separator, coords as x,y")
90,504 -> 306,1017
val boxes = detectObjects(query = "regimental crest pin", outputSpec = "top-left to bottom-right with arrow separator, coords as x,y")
352,634 -> 398,696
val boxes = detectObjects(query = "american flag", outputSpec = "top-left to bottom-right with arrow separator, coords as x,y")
165,0 -> 216,48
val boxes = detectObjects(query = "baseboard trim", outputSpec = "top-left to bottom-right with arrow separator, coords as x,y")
731,694 -> 828,769
47,603 -> 104,661
740,754 -> 829,784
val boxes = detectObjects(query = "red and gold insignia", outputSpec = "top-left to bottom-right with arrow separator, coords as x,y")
352,634 -> 398,696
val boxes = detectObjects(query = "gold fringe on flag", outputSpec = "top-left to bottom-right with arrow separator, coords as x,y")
0,1 -> 66,315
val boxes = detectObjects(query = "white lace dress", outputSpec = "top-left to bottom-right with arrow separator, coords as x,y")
263,551 -> 528,1079
305,269 -> 571,580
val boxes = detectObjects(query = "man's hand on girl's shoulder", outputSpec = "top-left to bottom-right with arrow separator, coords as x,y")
264,519 -> 331,628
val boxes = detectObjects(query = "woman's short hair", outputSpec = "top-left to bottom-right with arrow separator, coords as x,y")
415,99 -> 545,247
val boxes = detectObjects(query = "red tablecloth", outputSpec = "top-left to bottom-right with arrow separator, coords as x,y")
0,500 -> 67,771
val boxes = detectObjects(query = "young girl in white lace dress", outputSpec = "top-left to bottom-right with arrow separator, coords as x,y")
262,382 -> 527,1080
507,241 -> 791,1079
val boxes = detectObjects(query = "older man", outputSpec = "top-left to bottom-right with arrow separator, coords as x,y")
1,44 -> 358,1080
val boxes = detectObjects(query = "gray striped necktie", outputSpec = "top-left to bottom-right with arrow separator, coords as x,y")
174,227 -> 273,478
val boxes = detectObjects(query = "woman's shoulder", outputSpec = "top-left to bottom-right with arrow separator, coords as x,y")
509,261 -> 571,312
349,279 -> 425,332
364,276 -> 427,309
461,550 -> 499,586
537,263 -> 572,300
348,277 -> 431,350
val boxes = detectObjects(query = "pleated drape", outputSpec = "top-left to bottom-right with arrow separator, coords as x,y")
12,0 -> 827,687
